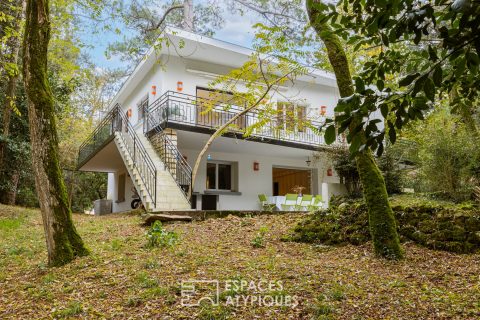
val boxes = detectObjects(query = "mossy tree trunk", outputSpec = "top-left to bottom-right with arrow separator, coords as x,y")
22,0 -> 89,266
306,0 -> 403,259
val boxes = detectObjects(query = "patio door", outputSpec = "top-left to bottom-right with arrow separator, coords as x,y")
272,167 -> 312,196
196,87 -> 246,130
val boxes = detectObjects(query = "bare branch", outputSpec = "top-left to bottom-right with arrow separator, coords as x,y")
146,4 -> 184,32
233,0 -> 305,23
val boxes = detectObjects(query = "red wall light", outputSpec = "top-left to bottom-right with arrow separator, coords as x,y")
127,108 -> 132,118
253,161 -> 259,171
320,105 -> 327,115
327,168 -> 333,176
151,85 -> 157,95
177,81 -> 183,92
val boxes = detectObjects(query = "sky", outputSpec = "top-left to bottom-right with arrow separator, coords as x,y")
79,1 -> 258,70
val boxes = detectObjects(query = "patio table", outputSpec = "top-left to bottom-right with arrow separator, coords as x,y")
268,195 -> 303,211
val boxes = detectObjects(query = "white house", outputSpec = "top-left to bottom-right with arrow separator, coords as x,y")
77,27 -> 347,213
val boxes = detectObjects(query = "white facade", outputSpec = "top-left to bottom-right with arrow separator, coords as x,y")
79,27 -> 346,213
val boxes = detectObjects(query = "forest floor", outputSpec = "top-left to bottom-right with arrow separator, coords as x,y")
0,203 -> 479,319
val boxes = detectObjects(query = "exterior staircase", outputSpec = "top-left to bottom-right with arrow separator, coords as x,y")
114,131 -> 191,211
77,104 -> 193,212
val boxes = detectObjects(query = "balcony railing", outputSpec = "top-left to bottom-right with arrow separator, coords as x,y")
78,109 -> 121,168
145,91 -> 340,148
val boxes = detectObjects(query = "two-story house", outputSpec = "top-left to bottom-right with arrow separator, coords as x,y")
77,27 -> 346,213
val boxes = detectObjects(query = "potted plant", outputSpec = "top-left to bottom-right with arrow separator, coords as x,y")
292,185 -> 306,197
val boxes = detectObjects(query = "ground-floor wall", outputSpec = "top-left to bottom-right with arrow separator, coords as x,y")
107,171 -> 136,213
180,147 -> 346,211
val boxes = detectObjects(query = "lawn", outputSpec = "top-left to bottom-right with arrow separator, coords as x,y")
0,204 -> 479,319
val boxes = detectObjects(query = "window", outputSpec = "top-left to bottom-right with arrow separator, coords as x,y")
206,161 -> 237,191
137,94 -> 149,121
277,102 -> 307,132
196,87 -> 246,129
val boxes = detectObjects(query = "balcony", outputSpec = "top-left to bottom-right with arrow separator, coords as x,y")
145,91 -> 341,150
77,109 -> 122,169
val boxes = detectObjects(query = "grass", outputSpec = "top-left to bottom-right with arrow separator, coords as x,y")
0,203 -> 479,319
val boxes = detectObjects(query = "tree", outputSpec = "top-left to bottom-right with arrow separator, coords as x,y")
190,48 -> 307,191
22,0 -> 88,266
0,0 -> 25,202
99,0 -> 224,69
306,0 -> 403,259
315,0 -> 480,156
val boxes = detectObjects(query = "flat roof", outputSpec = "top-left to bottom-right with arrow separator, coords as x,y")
108,26 -> 337,110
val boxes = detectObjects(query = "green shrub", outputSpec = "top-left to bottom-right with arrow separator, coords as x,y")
146,221 -> 179,248
251,226 -> 268,248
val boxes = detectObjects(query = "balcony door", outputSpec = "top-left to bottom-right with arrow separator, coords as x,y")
277,102 -> 307,132
196,87 -> 246,130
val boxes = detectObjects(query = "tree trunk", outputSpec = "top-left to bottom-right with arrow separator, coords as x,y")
306,0 -> 403,259
183,0 -> 194,31
22,0 -> 88,266
5,170 -> 20,205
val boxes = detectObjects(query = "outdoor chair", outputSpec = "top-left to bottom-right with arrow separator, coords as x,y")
308,195 -> 323,211
296,194 -> 313,211
258,194 -> 276,211
281,193 -> 299,211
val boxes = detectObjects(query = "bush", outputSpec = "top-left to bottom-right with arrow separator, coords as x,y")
251,226 -> 268,248
403,107 -> 477,201
331,146 -> 404,197
331,148 -> 362,198
146,221 -> 179,248
377,150 -> 404,195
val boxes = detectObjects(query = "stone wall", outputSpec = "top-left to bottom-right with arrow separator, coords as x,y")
289,199 -> 480,254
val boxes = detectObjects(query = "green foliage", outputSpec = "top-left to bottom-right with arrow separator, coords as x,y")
251,226 -> 268,248
146,221 -> 179,248
99,0 -> 224,68
0,217 -> 23,232
331,148 -> 361,197
52,301 -> 83,318
402,107 -> 477,201
135,271 -> 158,288
314,1 -> 480,156
377,149 -> 403,195
198,303 -> 231,320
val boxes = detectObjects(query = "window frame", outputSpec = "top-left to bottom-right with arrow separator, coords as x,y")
137,94 -> 149,122
205,161 -> 235,191
276,101 -> 308,132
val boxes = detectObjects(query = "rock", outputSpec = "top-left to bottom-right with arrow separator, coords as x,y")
465,217 -> 480,231
418,220 -> 437,233
143,214 -> 193,225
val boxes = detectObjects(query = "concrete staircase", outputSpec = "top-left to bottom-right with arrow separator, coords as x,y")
114,131 -> 191,212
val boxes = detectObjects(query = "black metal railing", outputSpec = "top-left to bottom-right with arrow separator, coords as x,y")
145,91 -> 343,147
78,105 -> 158,208
146,115 -> 192,202
78,108 -> 120,167
115,107 -> 157,208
